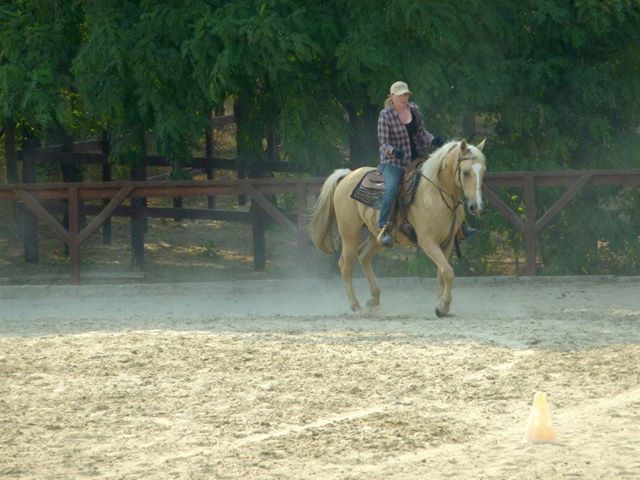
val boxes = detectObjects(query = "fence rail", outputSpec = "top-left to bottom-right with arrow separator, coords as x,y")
1,170 -> 639,283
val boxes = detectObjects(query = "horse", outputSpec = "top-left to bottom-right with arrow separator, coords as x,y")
307,139 -> 487,317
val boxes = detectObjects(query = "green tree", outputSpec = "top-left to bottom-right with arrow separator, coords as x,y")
72,1 -> 211,168
184,0 -> 336,172
491,0 -> 640,170
0,0 -> 83,143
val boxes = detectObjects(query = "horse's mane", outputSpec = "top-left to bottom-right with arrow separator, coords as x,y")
420,140 -> 459,180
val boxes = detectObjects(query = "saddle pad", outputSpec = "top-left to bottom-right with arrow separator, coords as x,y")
350,169 -> 421,209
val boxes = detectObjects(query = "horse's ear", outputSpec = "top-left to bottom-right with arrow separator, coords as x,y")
443,139 -> 467,170
477,138 -> 486,152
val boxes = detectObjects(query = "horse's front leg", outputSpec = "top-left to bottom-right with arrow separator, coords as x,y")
339,242 -> 362,311
418,238 -> 454,317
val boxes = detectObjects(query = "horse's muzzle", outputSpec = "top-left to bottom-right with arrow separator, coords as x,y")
467,201 -> 484,216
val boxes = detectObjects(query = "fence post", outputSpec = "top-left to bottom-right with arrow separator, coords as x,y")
22,152 -> 38,263
296,182 -> 308,249
251,201 -> 266,271
101,132 -> 112,245
172,195 -> 183,222
130,165 -> 146,269
68,185 -> 80,284
61,140 -> 82,257
524,175 -> 537,275
205,112 -> 216,209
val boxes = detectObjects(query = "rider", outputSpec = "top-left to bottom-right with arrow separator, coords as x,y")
377,81 -> 443,246
376,80 -> 478,246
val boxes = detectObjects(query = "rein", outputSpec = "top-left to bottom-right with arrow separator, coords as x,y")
420,172 -> 463,212
419,144 -> 475,249
419,147 -> 470,210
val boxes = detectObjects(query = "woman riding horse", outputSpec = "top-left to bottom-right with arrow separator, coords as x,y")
377,81 -> 478,246
308,138 -> 487,317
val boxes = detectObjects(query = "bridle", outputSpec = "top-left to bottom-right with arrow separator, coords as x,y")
419,144 -> 477,212
419,143 -> 480,248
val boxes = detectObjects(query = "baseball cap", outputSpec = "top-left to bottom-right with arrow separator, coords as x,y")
389,81 -> 412,96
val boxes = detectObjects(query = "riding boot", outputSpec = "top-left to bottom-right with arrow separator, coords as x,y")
377,223 -> 394,247
377,194 -> 398,247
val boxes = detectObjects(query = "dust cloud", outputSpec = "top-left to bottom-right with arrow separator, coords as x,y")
1,276 -> 639,349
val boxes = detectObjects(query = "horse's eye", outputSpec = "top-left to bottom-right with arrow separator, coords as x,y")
462,171 -> 471,177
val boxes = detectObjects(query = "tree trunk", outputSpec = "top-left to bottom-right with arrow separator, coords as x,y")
234,97 -> 264,205
346,103 -> 379,168
462,111 -> 476,142
4,119 -> 18,183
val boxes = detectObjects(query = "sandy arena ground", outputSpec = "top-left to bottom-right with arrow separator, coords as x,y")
1,276 -> 639,479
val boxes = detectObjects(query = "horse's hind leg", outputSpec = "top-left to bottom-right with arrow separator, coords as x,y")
358,235 -> 382,308
339,240 -> 361,311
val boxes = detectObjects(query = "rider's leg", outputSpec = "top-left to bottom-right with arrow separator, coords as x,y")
377,163 -> 404,246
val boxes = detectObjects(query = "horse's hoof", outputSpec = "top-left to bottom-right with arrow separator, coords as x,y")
351,304 -> 362,312
435,307 -> 448,318
365,299 -> 379,308
366,304 -> 380,314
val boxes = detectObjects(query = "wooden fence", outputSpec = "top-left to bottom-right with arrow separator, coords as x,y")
483,170 -> 640,274
0,178 -> 318,283
1,170 -> 639,283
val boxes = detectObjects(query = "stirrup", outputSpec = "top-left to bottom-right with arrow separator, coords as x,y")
376,225 -> 393,247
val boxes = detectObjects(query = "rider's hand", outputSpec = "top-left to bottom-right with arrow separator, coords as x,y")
431,136 -> 444,148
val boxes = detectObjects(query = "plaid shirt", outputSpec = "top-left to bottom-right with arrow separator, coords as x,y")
378,102 -> 434,168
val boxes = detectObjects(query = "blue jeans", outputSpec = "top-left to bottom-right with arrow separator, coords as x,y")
377,163 -> 404,228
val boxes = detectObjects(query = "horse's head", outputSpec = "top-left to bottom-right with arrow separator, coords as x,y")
442,139 -> 487,216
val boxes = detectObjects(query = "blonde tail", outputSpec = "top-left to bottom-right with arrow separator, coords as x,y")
307,168 -> 351,254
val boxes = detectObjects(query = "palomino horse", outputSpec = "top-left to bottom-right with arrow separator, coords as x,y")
308,139 -> 487,317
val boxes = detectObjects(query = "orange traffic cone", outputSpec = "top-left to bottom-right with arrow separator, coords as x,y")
523,391 -> 558,443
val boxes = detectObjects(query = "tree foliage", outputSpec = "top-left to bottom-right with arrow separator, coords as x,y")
0,0 -> 83,139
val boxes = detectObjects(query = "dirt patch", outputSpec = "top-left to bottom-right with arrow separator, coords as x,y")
1,277 -> 639,479
1,332 -> 638,480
